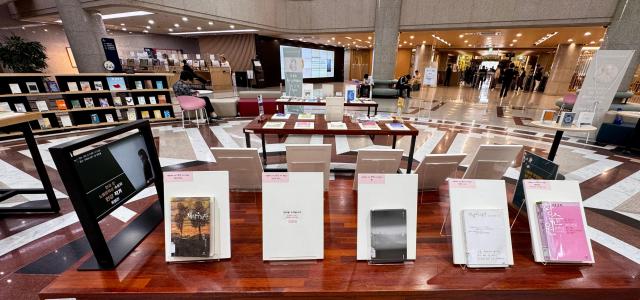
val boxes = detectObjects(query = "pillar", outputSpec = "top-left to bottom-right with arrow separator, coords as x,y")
544,43 -> 583,96
55,0 -> 108,73
437,51 -> 449,71
600,0 -> 640,92
413,44 -> 434,75
371,0 -> 402,80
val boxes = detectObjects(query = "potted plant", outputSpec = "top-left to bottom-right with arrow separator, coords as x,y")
0,34 -> 47,72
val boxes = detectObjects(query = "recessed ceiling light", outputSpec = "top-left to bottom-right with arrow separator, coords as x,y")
459,34 -> 464,38
143,30 -> 149,33
409,35 -> 414,39
229,25 -> 235,29
338,41 -> 341,44
197,26 -> 202,30
21,26 -> 25,30
148,19 -> 155,24
512,39 -> 517,42
43,28 -> 48,32
169,28 -> 261,35
145,25 -> 151,29
120,23 -> 125,26
174,23 -> 180,28
509,43 -> 513,46
590,41 -> 595,44
168,28 -> 173,32
128,32 -> 132,34
327,39 -> 330,42
409,42 -> 413,46
181,17 -> 188,22
368,36 -> 372,40
208,21 -> 214,25
403,41 -> 407,44
121,27 -> 127,31
101,11 -> 154,20
516,33 -> 522,37
331,37 -> 336,40
422,40 -> 426,43
463,40 -> 468,43
567,38 -> 574,42
599,38 -> 604,42
584,32 -> 591,36
345,36 -> 352,40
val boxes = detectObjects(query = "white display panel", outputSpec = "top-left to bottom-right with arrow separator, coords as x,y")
448,179 -> 514,267
357,174 -> 418,260
280,46 -> 335,79
163,171 -> 231,262
262,172 -> 324,260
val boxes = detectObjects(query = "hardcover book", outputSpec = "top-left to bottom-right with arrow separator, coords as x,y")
94,81 -> 104,90
26,82 -> 39,93
158,95 -> 167,103
90,114 -> 100,124
153,110 -> 162,119
70,100 -> 81,109
67,82 -> 79,92
60,115 -> 72,127
163,110 -> 171,118
262,121 -> 286,129
9,83 -> 22,94
135,81 -> 143,89
370,209 -> 407,263
83,97 -> 94,108
99,98 -> 109,107
35,100 -> 49,112
55,100 -> 67,110
127,109 -> 137,120
105,114 -> 114,123
14,103 -> 26,113
141,111 -> 150,119
125,96 -> 135,106
113,97 -> 123,106
294,121 -> 314,129
170,197 -> 213,258
106,77 -> 127,90
536,202 -> 592,262
79,81 -> 91,92
462,209 -> 508,267
137,96 -> 147,105
149,96 -> 157,104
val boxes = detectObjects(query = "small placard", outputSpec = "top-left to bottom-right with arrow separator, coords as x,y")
358,174 -> 385,184
263,173 -> 289,183
164,172 -> 193,182
449,179 -> 477,189
524,180 -> 551,190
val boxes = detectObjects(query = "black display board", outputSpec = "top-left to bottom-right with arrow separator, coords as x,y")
101,38 -> 123,72
50,120 -> 163,270
512,151 -> 559,210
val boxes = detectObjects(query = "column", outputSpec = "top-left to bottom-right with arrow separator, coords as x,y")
55,0 -> 108,73
544,43 -> 583,96
371,0 -> 402,80
600,0 -> 640,92
412,44 -> 434,74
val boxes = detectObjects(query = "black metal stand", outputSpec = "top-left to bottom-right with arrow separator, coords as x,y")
0,122 -> 59,214
547,130 -> 564,161
406,135 -> 417,174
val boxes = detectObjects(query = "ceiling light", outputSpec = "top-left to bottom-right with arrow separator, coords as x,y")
431,34 -> 451,46
459,34 -> 464,38
409,35 -> 414,39
584,32 -> 591,36
356,38 -> 362,42
403,41 -> 407,44
509,43 -> 513,46
229,25 -> 235,29
409,42 -> 413,46
368,36 -> 372,40
331,37 -> 336,40
463,40 -> 468,43
516,33 -> 522,37
338,41 -> 341,44
181,17 -> 188,22
143,30 -> 149,33
120,23 -> 125,26
590,41 -> 595,44
208,21 -> 214,25
174,23 -> 180,28
534,31 -> 558,45
599,38 -> 604,42
21,26 -> 25,30
169,28 -> 260,35
148,19 -> 155,24
128,32 -> 132,34
512,39 -> 517,42
197,26 -> 202,30
121,27 -> 127,31
345,36 -> 352,40
145,25 -> 151,29
168,28 -> 173,32
327,39 -> 330,42
422,40 -> 426,44
100,11 -> 154,20
567,38 -> 574,42
43,28 -> 48,32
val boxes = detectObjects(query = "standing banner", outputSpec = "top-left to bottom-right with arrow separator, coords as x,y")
283,47 -> 303,98
101,38 -> 123,72
572,50 -> 635,128
423,66 -> 438,87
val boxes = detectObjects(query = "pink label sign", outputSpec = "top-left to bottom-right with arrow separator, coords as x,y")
164,172 -> 193,182
449,179 -> 476,189
263,173 -> 289,183
358,174 -> 385,184
524,180 -> 551,190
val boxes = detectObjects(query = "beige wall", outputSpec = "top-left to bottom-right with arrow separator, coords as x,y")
0,25 -> 77,74
112,33 -> 199,57
395,48 -> 412,79
197,34 -> 256,72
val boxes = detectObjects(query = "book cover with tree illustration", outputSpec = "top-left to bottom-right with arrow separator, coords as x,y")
170,197 -> 213,257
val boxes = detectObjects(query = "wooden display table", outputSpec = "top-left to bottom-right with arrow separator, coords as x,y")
0,112 -> 59,213
530,121 -> 597,161
275,98 -> 379,116
243,114 -> 419,172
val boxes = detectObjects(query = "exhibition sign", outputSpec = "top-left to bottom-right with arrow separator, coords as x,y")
423,66 -> 437,87
572,50 -> 635,127
283,47 -> 303,97
512,151 -> 559,210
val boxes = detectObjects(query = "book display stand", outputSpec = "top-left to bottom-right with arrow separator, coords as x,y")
352,149 -> 403,189
210,148 -> 263,191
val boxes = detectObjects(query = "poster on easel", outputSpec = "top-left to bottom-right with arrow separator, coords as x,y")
283,47 -> 303,98
423,66 -> 438,87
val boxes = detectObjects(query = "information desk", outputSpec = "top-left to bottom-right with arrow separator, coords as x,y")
275,99 -> 379,116
242,114 -> 420,173
0,112 -> 59,213
39,188 -> 640,299
529,121 -> 597,161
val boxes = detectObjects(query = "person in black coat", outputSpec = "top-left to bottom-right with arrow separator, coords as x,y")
500,63 -> 516,98
182,60 -> 208,85
444,64 -> 452,86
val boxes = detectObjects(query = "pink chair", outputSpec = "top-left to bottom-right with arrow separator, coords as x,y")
176,96 -> 209,128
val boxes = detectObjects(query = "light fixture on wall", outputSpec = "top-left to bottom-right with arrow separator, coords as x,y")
169,28 -> 259,35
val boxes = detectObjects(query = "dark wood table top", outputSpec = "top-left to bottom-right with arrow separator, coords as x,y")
277,99 -> 379,107
40,179 -> 640,299
243,114 -> 419,136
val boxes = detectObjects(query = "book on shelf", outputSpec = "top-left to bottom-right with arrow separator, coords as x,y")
462,209 -> 509,267
70,100 -> 81,109
105,114 -> 115,123
113,97 -> 123,106
271,113 -> 290,120
35,100 -> 49,112
559,112 -> 576,127
79,81 -> 91,92
158,95 -> 167,104
9,83 -> 22,94
163,110 -> 171,118
94,81 -> 104,90
359,121 -> 381,130
153,110 -> 162,119
144,80 -> 153,89
327,122 -> 348,130
55,99 -> 67,110
125,96 -> 134,106
170,197 -> 213,258
262,121 -> 286,129
115,109 -> 122,119
99,98 -> 109,107
90,114 -> 100,124
149,96 -> 157,104
83,97 -> 94,108
67,82 -> 79,92
294,121 -> 314,129
14,103 -> 26,112
540,110 -> 556,123
141,111 -> 150,119
386,122 -> 409,131
60,114 -> 72,127
37,118 -> 51,129
127,109 -> 137,120
26,82 -> 39,93
45,80 -> 60,92
106,77 -> 127,90
298,113 -> 315,120
137,96 -> 147,105
156,81 -> 164,89
0,102 -> 11,111
134,81 -> 143,89
536,201 -> 592,263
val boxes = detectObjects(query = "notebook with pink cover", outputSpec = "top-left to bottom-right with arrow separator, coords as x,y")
536,202 -> 591,262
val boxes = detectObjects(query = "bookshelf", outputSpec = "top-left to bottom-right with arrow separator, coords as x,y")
0,73 -> 177,136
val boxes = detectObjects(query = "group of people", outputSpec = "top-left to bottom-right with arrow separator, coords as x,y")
460,63 -> 546,97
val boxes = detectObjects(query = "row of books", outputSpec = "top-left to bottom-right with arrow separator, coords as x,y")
36,109 -> 173,130
540,110 -> 594,128
0,94 -> 169,113
5,77 -> 166,95
262,121 -> 409,131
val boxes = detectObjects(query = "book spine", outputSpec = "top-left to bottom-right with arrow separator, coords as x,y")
536,203 -> 552,261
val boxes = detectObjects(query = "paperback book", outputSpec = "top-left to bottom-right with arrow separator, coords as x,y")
559,112 -> 576,127
145,80 -> 153,89
370,209 -> 407,263
55,100 -> 67,110
90,114 -> 100,124
94,81 -> 104,90
83,97 -> 95,108
0,102 -> 11,111
359,121 -> 381,130
26,82 -> 39,93
99,98 -> 110,107
35,100 -> 49,112
70,100 -> 81,109
37,118 -> 51,129
163,110 -> 171,118
67,82 -> 79,92
541,110 -> 556,123
137,96 -> 147,105
9,83 -> 22,94
149,96 -> 157,104
156,81 -> 164,89
113,97 -> 123,106
386,122 -> 409,131
106,77 -> 127,90
462,209 -> 509,267
271,113 -> 291,120
294,121 -> 314,129
127,109 -> 137,120
153,110 -> 162,119
45,80 -> 60,92
327,122 -> 348,130
105,114 -> 115,123
536,201 -> 592,262
170,197 -> 213,258
14,103 -> 26,112
141,111 -> 150,119
298,113 -> 315,120
60,115 -> 72,127
135,81 -> 143,89
79,81 -> 91,92
125,96 -> 135,106
158,95 -> 167,103
262,121 -> 286,129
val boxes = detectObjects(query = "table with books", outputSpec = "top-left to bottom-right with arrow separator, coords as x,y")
529,120 -> 597,161
242,113 -> 420,172
275,98 -> 379,116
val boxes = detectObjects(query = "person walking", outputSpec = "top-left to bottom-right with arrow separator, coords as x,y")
444,64 -> 452,86
500,63 -> 516,98
515,68 -> 526,94
533,66 -> 544,92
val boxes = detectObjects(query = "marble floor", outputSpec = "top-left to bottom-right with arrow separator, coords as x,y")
1,84 -> 639,299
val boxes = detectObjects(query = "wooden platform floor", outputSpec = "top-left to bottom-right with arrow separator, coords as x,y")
39,173 -> 640,300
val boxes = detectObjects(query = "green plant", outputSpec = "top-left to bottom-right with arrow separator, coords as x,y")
0,34 -> 47,72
